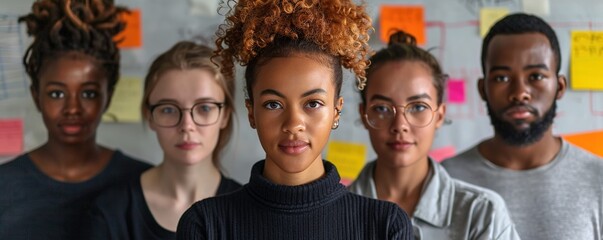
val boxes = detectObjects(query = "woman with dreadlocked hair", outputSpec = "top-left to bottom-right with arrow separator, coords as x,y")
176,1 -> 412,239
0,0 -> 151,239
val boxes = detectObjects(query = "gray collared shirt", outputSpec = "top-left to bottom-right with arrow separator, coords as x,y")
349,158 -> 520,240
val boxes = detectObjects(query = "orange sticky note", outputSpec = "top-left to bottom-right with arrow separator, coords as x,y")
0,119 -> 23,155
562,130 -> 603,157
115,9 -> 142,48
380,5 -> 426,44
429,146 -> 456,163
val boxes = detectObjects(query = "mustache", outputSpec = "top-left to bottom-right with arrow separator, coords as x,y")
501,103 -> 539,116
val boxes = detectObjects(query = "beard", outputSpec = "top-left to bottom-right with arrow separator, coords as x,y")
486,101 -> 556,147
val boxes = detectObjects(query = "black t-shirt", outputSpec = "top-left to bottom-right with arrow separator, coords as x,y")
0,150 -> 152,240
176,160 -> 413,240
87,172 -> 241,240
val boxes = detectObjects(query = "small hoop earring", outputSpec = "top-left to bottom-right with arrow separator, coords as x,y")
332,121 -> 339,129
250,122 -> 256,129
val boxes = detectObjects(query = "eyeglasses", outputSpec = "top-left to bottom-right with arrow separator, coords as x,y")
364,101 -> 437,129
149,102 -> 224,127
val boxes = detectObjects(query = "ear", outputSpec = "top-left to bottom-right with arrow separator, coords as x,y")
477,78 -> 487,101
358,103 -> 370,129
334,97 -> 344,122
434,103 -> 447,129
219,107 -> 231,129
556,74 -> 567,100
30,85 -> 41,111
245,99 -> 256,129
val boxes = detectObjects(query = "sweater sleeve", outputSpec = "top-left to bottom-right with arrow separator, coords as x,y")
387,204 -> 414,240
176,204 -> 207,240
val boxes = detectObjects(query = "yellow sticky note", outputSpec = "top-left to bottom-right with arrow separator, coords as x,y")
103,77 -> 142,123
326,141 -> 366,183
562,130 -> 603,157
570,31 -> 603,90
480,7 -> 508,37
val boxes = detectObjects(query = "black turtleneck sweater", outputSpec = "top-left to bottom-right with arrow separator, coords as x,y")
176,160 -> 412,240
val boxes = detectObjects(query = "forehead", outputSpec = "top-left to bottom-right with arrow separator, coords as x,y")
39,53 -> 106,84
485,33 -> 555,70
148,69 -> 224,102
366,61 -> 437,102
254,56 -> 334,95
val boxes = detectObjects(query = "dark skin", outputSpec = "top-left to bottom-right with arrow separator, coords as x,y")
477,33 -> 566,170
28,51 -> 114,182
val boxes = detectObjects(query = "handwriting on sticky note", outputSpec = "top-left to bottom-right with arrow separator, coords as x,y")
571,31 -> 603,90
380,5 -> 426,44
326,141 -> 366,184
115,9 -> 142,48
0,119 -> 23,155
480,7 -> 508,37
429,146 -> 456,163
447,79 -> 466,104
103,77 -> 142,123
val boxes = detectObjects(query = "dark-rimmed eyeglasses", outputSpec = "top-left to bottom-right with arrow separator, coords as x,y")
148,102 -> 224,127
364,101 -> 438,129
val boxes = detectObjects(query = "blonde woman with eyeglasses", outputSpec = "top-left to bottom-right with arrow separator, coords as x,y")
86,41 -> 241,240
348,31 -> 520,240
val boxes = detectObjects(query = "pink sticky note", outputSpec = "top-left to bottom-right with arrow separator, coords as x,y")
0,119 -> 23,155
429,146 -> 456,163
447,79 -> 466,104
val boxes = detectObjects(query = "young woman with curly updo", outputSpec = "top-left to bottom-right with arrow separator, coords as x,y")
0,1 -> 151,239
176,1 -> 413,239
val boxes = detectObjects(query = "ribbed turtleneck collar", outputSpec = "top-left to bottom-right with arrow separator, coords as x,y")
246,160 -> 347,212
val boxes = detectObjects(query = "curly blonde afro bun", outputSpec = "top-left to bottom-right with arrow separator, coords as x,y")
215,0 -> 372,91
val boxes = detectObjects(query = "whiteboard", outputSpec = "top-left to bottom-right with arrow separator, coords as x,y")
1,0 -> 602,183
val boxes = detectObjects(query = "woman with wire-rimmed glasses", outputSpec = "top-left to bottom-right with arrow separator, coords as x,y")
349,30 -> 520,240
86,41 -> 241,240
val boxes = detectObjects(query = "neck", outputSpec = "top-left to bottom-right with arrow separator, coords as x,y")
373,156 -> 430,216
38,136 -> 103,167
263,156 -> 325,186
480,129 -> 562,170
146,156 -> 221,202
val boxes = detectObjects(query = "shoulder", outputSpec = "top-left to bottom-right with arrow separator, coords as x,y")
217,175 -> 243,195
344,194 -> 413,239
92,177 -> 138,213
0,155 -> 33,182
441,144 -> 481,167
347,161 -> 376,196
450,177 -> 508,210
109,150 -> 153,174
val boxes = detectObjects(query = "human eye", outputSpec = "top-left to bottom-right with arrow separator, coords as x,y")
195,103 -> 216,114
492,75 -> 509,82
48,90 -> 65,99
407,102 -> 430,113
157,105 -> 179,115
305,100 -> 324,109
81,90 -> 98,99
371,104 -> 392,113
263,101 -> 282,110
529,73 -> 546,81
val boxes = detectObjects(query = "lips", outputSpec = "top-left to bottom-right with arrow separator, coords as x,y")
176,142 -> 201,150
278,140 -> 310,155
504,105 -> 536,120
386,140 -> 415,151
59,123 -> 84,135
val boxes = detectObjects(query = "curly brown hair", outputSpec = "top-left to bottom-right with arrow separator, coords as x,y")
215,0 -> 372,99
19,0 -> 127,92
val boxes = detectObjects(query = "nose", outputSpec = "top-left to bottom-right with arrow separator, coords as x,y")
63,94 -> 82,115
390,108 -> 410,134
508,77 -> 531,103
282,106 -> 305,134
179,110 -> 196,132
